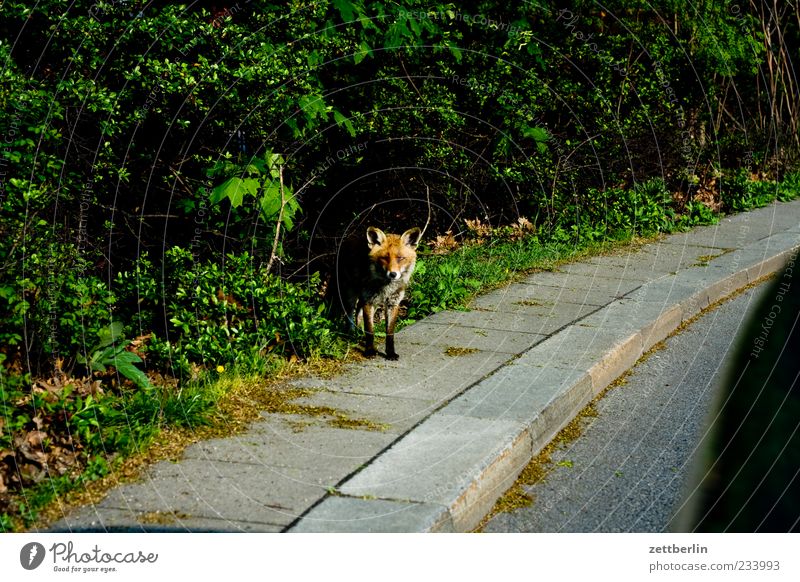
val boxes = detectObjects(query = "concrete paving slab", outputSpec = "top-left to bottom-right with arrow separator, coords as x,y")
578,297 -> 683,349
622,277 -> 705,307
183,414 -> 399,482
634,240 -> 730,265
729,232 -> 800,280
396,320 -> 544,354
584,244 -> 729,272
48,506 -> 280,533
339,414 -> 531,531
669,264 -> 750,315
291,348 -> 510,402
98,459 -> 327,528
555,261 -> 668,283
443,366 -> 593,452
521,271 -> 643,296
610,261 -> 751,328
512,325 -> 643,394
289,497 -> 453,533
285,390 -> 438,434
752,228 -> 800,250
427,304 -> 598,336
442,367 -> 588,423
470,281 -> 622,309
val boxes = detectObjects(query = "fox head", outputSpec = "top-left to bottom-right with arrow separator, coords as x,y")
366,226 -> 422,282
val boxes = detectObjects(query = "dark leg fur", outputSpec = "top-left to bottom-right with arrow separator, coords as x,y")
384,304 -> 400,360
362,302 -> 377,357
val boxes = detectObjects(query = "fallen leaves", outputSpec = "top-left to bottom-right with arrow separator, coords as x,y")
430,230 -> 458,254
428,216 -> 541,257
0,365 -> 95,519
31,359 -> 103,402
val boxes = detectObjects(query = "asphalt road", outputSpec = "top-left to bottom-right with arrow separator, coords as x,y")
482,280 -> 774,533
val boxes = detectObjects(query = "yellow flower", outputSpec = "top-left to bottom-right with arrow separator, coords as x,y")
216,365 -> 225,373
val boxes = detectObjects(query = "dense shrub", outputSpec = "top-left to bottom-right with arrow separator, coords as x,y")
2,1 -> 798,379
144,248 -> 340,377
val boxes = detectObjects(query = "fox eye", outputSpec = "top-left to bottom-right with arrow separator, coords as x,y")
397,256 -> 406,263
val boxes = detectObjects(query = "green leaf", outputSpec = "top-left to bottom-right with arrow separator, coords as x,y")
354,41 -> 371,65
111,351 -> 153,390
333,110 -> 357,137
97,322 -> 124,348
259,182 -> 283,218
210,177 -> 260,207
298,94 -> 328,123
333,0 -> 355,22
385,19 -> 411,49
266,152 -> 284,178
522,125 -> 549,142
448,42 -> 463,63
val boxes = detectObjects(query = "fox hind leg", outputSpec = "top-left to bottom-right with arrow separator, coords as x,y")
384,303 -> 401,360
362,302 -> 377,357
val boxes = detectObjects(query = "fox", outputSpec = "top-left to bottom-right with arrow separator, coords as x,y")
333,226 -> 422,360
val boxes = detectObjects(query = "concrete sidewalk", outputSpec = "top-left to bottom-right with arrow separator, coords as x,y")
49,200 -> 800,532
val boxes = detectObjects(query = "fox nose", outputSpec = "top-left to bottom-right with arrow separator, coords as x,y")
387,271 -> 399,280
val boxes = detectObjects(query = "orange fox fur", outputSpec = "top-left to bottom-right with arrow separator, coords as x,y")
334,226 -> 422,360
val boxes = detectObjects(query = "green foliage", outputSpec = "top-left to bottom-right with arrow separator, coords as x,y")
720,170 -> 799,212
676,200 -> 720,229
207,152 -> 301,232
76,323 -> 152,391
777,173 -> 800,201
407,259 -> 481,317
0,242 -> 116,369
627,179 -> 678,235
145,248 -> 341,377
0,348 -> 215,529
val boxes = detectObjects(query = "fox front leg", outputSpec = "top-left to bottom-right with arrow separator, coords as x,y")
362,302 -> 377,357
384,303 -> 401,360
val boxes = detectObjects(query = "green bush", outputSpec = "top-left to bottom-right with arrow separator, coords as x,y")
720,170 -> 795,212
777,172 -> 800,201
144,248 -> 340,377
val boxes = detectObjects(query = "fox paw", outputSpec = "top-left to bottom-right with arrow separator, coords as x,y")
385,351 -> 399,361
363,347 -> 377,358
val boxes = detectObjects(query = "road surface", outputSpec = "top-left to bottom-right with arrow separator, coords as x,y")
482,280 -> 775,532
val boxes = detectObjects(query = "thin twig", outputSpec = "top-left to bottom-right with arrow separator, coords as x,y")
420,183 -> 433,239
265,165 -> 285,274
399,55 -> 423,100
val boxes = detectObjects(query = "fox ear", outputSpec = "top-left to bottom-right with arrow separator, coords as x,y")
401,227 -> 422,247
366,227 -> 385,247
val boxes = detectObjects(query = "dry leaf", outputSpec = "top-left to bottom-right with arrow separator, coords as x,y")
431,230 -> 458,254
26,430 -> 48,448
